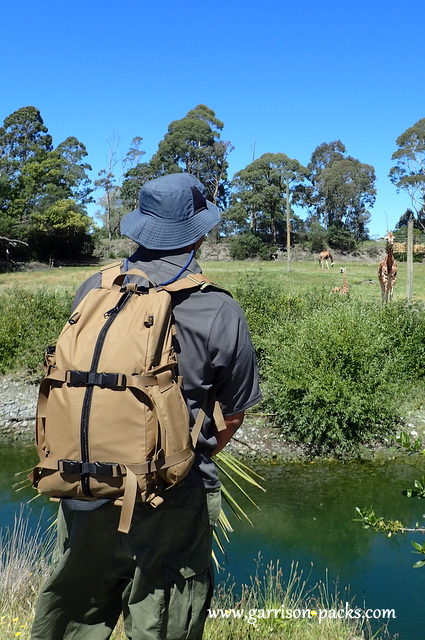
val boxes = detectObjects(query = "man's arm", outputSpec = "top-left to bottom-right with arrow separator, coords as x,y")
212,412 -> 245,456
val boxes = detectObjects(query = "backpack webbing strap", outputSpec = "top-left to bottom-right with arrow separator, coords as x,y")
32,446 -> 194,483
191,397 -> 226,448
118,465 -> 138,533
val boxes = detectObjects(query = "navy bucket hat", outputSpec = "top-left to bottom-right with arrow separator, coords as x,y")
120,173 -> 220,250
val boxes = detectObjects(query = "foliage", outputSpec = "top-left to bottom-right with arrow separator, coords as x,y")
28,199 -> 94,260
228,153 -> 308,244
0,509 -> 55,638
307,221 -> 328,252
234,277 -> 425,455
303,141 -> 375,240
150,104 -> 233,210
0,106 -> 93,262
327,225 -> 357,251
390,118 -> 425,217
229,233 -> 268,260
0,288 -> 72,374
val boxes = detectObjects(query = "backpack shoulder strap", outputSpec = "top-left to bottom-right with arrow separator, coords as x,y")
100,261 -> 123,289
162,273 -> 231,296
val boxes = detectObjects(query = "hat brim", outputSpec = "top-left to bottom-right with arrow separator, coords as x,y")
120,200 -> 221,250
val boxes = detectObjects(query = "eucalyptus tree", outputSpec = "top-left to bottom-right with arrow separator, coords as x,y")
228,152 -> 308,244
305,141 -> 375,239
0,106 -> 93,259
390,118 -> 425,221
150,104 -> 232,209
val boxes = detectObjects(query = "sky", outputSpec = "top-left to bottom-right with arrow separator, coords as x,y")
1,0 -> 424,237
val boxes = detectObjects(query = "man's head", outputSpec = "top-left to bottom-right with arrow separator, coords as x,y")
120,173 -> 220,250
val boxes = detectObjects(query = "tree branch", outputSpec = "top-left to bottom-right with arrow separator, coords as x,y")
0,235 -> 29,246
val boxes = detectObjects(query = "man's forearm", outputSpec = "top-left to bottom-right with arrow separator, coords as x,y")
212,412 -> 245,455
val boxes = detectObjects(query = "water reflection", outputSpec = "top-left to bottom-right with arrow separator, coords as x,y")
1,446 -> 424,638
220,458 -> 425,640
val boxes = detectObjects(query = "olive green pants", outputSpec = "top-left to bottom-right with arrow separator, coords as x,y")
31,483 -> 220,640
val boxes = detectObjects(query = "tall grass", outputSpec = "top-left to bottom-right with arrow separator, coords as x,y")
0,509 -> 55,640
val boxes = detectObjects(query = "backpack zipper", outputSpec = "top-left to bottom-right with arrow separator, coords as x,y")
80,290 -> 133,496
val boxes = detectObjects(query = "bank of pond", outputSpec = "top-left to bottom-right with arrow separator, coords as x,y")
0,444 -> 424,639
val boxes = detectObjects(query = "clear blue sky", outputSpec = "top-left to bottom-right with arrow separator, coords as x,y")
1,0 -> 424,237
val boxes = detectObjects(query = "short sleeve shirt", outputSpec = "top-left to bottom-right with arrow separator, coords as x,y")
71,247 -> 262,489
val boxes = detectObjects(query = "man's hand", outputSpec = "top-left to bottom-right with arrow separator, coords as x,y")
212,412 -> 245,455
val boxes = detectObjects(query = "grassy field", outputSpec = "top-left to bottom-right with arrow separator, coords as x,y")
1,259 -> 424,303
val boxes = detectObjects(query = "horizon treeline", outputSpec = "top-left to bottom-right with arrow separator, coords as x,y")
0,105 -> 423,263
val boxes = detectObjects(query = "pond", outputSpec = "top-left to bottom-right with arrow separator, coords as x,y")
1,445 -> 424,639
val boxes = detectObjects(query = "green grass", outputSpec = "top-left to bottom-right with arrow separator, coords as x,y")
202,259 -> 425,303
1,259 -> 425,303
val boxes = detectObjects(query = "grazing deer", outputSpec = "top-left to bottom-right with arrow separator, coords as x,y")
378,232 -> 397,302
332,267 -> 349,295
319,250 -> 334,269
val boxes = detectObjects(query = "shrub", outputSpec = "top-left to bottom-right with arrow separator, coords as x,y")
308,222 -> 328,252
327,226 -> 357,252
257,243 -> 279,261
234,277 -> 425,455
229,234 -> 265,260
0,289 -> 72,375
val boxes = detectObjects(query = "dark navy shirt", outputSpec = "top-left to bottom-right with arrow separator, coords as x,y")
71,246 -> 262,490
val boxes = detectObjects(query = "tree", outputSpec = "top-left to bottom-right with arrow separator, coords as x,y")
121,162 -> 160,211
29,198 -> 93,260
94,135 -> 121,245
304,141 -> 375,239
56,136 -> 93,206
390,118 -> 425,219
0,107 -> 93,258
95,186 -> 127,239
150,104 -> 232,209
0,106 -> 52,175
227,153 -> 308,244
395,208 -> 425,231
0,106 -> 53,232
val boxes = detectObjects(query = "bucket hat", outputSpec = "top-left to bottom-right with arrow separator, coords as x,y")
120,173 -> 220,250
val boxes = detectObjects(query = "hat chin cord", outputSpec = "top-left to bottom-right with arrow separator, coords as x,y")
157,247 -> 196,286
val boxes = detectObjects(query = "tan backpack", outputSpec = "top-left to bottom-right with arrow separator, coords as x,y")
31,262 -> 226,533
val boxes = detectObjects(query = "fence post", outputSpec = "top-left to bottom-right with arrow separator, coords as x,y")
406,216 -> 414,303
286,176 -> 291,272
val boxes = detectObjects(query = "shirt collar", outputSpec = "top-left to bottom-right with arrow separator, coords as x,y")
129,246 -> 202,274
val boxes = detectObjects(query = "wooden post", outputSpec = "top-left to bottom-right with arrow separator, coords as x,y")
286,176 -> 291,272
407,216 -> 414,303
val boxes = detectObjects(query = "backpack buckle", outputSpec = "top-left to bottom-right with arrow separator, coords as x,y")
58,459 -> 121,477
66,370 -> 126,389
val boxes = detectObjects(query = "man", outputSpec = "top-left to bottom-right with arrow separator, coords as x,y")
32,172 -> 261,640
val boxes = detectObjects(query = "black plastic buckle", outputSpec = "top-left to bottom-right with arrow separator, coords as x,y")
66,370 -> 126,389
58,459 -> 120,477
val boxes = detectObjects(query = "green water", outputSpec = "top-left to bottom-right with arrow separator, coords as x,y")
1,445 -> 424,639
